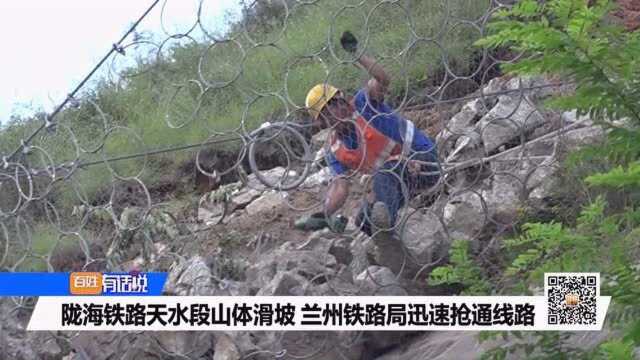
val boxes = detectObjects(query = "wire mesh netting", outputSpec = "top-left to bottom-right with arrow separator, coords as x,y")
0,0 -> 603,358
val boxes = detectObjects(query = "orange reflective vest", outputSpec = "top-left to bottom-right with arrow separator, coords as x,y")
330,112 -> 414,174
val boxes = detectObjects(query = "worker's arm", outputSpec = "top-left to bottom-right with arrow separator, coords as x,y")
324,177 -> 350,216
357,54 -> 389,102
340,31 -> 390,102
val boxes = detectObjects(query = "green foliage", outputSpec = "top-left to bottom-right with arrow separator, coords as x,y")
480,331 -> 587,360
429,240 -> 492,295
9,224 -> 78,272
595,339 -> 635,360
586,162 -> 640,188
502,197 -> 615,285
477,0 -> 640,124
460,1 -> 640,358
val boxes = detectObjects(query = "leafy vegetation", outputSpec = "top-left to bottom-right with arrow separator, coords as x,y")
429,239 -> 492,295
428,0 -> 640,358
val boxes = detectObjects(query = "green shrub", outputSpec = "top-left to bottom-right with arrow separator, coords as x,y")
429,239 -> 492,295
438,0 -> 640,357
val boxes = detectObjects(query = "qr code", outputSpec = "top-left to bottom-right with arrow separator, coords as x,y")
546,274 -> 597,325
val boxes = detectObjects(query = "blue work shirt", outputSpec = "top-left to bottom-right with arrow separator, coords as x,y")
326,88 -> 436,175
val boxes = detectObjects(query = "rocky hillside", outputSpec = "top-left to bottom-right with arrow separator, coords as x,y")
0,74 -> 612,359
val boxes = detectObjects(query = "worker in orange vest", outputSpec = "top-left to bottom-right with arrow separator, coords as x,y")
304,31 -> 441,252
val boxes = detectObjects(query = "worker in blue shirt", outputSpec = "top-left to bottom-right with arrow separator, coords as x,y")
304,31 -> 441,246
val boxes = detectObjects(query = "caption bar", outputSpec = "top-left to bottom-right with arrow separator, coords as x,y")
27,295 -> 609,331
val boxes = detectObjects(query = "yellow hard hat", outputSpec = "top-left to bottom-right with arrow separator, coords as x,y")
305,83 -> 340,120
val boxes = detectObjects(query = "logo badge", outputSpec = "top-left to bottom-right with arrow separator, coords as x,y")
69,272 -> 102,295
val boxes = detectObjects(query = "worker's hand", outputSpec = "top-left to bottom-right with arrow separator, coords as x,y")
407,160 -> 422,175
340,31 -> 358,53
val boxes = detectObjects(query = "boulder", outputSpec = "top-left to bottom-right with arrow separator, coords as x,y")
477,93 -> 545,154
443,190 -> 487,248
329,237 -> 353,266
354,266 -> 414,356
375,331 -> 486,360
119,332 -> 213,360
163,256 -> 215,296
399,209 -> 449,268
349,234 -> 375,279
295,228 -> 333,252
437,98 -> 487,154
150,332 -> 214,359
481,173 -> 526,225
198,183 -> 258,225
256,271 -> 306,296
560,125 -> 605,151
253,332 -> 362,360
245,250 -> 338,292
230,188 -> 264,208
198,167 -> 293,225
355,266 -> 407,296
446,132 -> 484,163
302,167 -> 332,188
214,333 -> 241,360
440,76 -> 572,161
245,191 -> 285,216
215,279 -> 251,296
246,167 -> 295,191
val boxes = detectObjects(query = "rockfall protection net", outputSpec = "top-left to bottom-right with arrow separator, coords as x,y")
0,0 -> 599,358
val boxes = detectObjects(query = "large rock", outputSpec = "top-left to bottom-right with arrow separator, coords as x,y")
399,209 -> 449,267
354,266 -> 415,356
443,190 -> 487,248
350,234 -> 375,278
375,331 -> 486,360
67,284 -> 219,358
214,333 -> 241,360
355,266 -> 407,296
198,167 -> 293,225
198,183 -> 261,225
437,98 -> 488,154
118,332 -> 213,360
477,92 -> 545,154
256,271 -> 306,296
245,190 -> 285,216
439,76 -> 568,161
559,125 -> 605,151
246,166 -> 299,191
481,173 -> 526,225
163,256 -> 215,296
446,132 -> 484,163
302,166 -> 332,188
71,333 -> 125,360
246,250 -> 338,292
295,228 -> 334,252
245,332 -> 363,360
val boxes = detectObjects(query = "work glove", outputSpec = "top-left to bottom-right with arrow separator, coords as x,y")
340,31 -> 358,53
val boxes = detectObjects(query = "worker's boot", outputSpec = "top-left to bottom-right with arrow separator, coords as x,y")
370,202 -> 408,276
